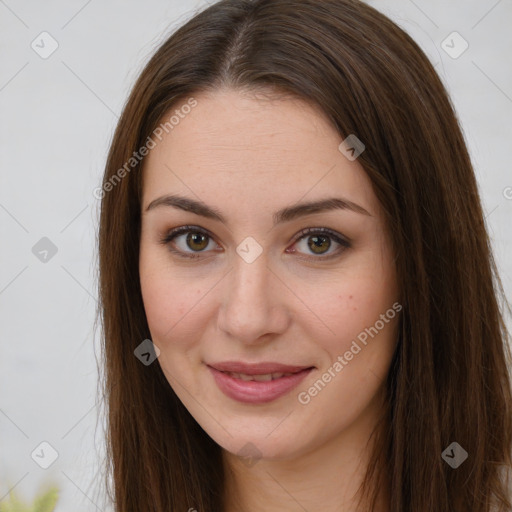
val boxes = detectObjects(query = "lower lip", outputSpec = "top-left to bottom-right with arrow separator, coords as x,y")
207,366 -> 314,404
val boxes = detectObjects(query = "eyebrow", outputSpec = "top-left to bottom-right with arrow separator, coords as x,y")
144,194 -> 371,225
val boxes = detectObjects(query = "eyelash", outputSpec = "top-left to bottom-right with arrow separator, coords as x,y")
158,225 -> 351,261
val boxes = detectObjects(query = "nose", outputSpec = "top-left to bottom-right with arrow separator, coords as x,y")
216,252 -> 291,344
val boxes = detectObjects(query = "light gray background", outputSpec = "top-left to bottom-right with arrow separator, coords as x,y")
1,1 -> 511,510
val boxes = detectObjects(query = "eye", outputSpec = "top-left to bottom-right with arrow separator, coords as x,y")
159,225 -> 219,259
287,227 -> 351,260
159,225 -> 351,260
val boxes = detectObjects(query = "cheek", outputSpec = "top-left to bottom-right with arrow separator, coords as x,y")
139,249 -> 203,347
141,281 -> 204,343
301,273 -> 397,352
298,279 -> 399,416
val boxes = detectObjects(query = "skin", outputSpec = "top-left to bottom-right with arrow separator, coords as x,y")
139,88 -> 399,512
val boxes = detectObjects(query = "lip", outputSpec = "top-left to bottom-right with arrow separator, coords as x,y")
208,361 -> 313,375
207,364 -> 315,404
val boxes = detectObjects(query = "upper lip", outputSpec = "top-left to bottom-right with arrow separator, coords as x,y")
207,361 -> 314,375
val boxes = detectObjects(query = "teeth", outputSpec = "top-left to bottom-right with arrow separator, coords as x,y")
227,372 -> 295,381
238,373 -> 256,381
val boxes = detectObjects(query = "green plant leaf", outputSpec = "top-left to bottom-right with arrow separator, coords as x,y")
0,488 -> 29,512
0,486 -> 59,512
33,488 -> 59,512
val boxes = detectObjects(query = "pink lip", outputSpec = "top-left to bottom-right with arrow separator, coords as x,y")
208,361 -> 312,375
207,365 -> 314,404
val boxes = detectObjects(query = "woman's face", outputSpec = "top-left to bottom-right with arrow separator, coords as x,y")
139,88 -> 400,461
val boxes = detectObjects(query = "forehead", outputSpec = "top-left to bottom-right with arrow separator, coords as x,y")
141,88 -> 377,218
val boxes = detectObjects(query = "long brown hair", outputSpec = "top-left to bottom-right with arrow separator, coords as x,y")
96,0 -> 512,510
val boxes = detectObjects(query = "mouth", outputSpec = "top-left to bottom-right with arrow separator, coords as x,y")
217,370 -> 307,382
207,360 -> 314,375
206,362 -> 315,404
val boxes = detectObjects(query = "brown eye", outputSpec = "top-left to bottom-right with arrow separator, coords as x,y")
307,234 -> 331,255
289,227 -> 351,260
186,232 -> 209,251
160,225 -> 350,261
160,226 -> 218,259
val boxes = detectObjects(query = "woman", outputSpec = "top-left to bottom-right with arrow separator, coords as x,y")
96,0 -> 512,510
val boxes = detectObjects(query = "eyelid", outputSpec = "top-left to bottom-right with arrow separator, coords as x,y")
159,225 -> 351,260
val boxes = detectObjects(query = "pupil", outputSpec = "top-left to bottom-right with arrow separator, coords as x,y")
187,232 -> 208,251
308,235 -> 330,254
